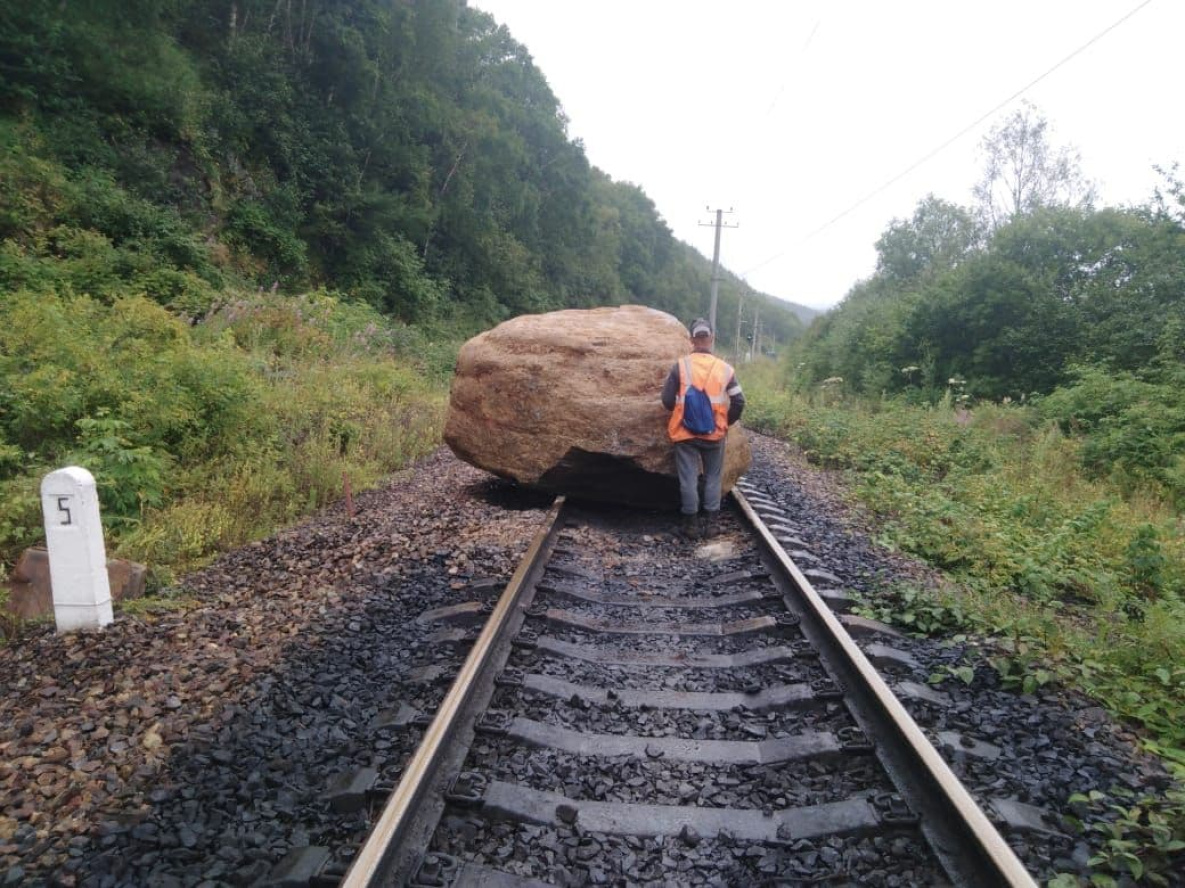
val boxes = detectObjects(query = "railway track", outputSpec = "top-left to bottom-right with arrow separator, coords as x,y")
275,482 -> 1041,886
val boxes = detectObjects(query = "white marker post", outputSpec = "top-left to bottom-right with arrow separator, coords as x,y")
40,467 -> 113,632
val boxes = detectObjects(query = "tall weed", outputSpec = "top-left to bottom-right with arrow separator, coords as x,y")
1,288 -> 452,578
745,371 -> 1185,762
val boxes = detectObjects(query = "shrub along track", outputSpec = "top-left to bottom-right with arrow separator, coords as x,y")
0,437 -> 1176,886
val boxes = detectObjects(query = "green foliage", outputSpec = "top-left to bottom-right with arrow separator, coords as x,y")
0,289 -> 448,577
856,583 -> 972,635
874,193 -> 980,282
930,663 -> 977,686
1060,789 -> 1185,886
1125,525 -> 1169,599
794,191 -> 1185,403
1081,633 -> 1185,771
222,197 -> 309,280
0,475 -> 41,556
744,380 -> 1185,762
749,380 -> 1185,882
0,119 -> 67,239
343,231 -> 446,322
1151,163 -> 1185,225
0,290 -> 265,461
70,412 -> 169,524
972,100 -> 1095,230
0,140 -> 223,311
749,374 -> 1184,610
1043,364 -> 1185,506
988,635 -> 1058,695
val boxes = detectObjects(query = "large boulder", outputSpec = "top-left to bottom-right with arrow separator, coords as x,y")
444,305 -> 751,508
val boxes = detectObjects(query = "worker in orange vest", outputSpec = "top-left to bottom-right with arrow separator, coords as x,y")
661,318 -> 745,539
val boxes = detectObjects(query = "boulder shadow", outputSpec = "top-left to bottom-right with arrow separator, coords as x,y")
536,448 -> 679,510
466,477 -> 558,511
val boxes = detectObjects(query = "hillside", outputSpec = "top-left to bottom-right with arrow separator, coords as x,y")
783,300 -> 823,324
0,0 -> 801,346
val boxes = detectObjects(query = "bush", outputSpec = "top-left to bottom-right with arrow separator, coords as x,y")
0,137 -> 223,311
69,413 -> 169,525
0,290 -> 267,459
745,376 -> 1185,791
0,287 -> 450,576
223,198 -> 309,281
1043,364 -> 1185,505
0,120 -> 67,242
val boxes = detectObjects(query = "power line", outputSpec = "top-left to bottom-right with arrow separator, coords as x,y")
743,0 -> 1155,277
762,17 -> 821,117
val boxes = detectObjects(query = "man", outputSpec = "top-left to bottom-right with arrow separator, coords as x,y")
661,318 -> 745,539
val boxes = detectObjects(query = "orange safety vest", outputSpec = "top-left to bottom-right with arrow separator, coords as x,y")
668,352 -> 733,443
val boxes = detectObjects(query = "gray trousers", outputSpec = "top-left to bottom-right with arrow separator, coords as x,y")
674,438 -> 725,516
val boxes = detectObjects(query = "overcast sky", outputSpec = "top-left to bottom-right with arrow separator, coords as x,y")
468,0 -> 1183,311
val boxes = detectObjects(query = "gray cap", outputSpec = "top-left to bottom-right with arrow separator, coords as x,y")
689,318 -> 712,337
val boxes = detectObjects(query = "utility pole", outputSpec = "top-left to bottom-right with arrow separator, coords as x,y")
752,305 -> 761,361
697,207 -> 737,333
734,296 -> 743,360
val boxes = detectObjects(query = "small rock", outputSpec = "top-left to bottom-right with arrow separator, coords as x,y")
556,803 -> 579,825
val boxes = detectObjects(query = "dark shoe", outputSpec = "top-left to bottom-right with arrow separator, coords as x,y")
701,511 -> 720,539
680,514 -> 701,540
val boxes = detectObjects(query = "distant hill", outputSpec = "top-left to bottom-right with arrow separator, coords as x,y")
782,301 -> 824,324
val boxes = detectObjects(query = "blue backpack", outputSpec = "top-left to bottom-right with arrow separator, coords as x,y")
680,357 -> 718,435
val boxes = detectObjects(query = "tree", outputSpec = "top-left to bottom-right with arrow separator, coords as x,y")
903,240 -> 1079,399
1150,162 -> 1184,225
875,194 -> 981,282
973,101 -> 1095,231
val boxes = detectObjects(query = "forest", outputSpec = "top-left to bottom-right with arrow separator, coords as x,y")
0,0 -> 805,333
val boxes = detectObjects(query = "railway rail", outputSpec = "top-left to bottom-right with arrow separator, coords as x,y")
270,482 -> 1042,886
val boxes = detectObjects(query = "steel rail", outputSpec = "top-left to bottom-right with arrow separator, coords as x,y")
340,496 -> 568,887
733,488 -> 1037,888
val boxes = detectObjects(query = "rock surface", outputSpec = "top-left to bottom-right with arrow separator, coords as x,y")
444,305 -> 751,508
3,547 -> 146,619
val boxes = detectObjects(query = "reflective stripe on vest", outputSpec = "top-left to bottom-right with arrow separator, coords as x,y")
668,353 -> 733,443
